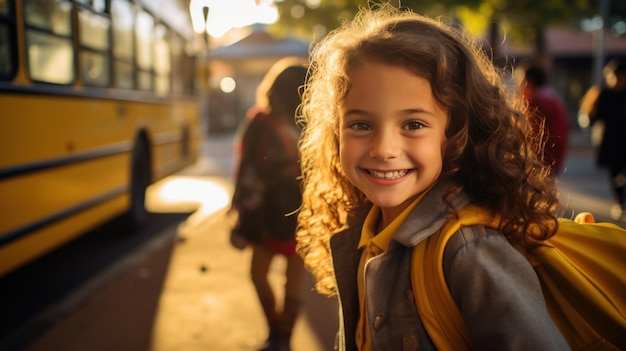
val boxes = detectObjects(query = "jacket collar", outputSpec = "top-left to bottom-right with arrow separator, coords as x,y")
393,181 -> 469,247
332,181 -> 470,249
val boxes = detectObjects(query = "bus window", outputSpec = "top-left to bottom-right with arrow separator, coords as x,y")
135,9 -> 153,91
170,32 -> 184,95
154,23 -> 170,95
184,42 -> 197,95
171,33 -> 195,96
111,0 -> 134,90
26,31 -> 73,84
78,5 -> 111,87
23,0 -> 72,35
76,0 -> 106,12
0,0 -> 15,80
23,0 -> 73,84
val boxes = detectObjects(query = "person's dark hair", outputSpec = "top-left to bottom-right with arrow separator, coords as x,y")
256,57 -> 308,123
269,65 -> 308,120
524,65 -> 548,87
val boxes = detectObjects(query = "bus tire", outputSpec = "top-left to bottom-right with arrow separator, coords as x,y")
126,135 -> 151,228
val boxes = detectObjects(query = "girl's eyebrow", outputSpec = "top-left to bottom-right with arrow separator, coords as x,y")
342,107 -> 435,117
404,108 -> 436,116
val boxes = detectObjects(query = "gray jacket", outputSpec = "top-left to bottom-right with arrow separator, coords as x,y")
330,181 -> 570,351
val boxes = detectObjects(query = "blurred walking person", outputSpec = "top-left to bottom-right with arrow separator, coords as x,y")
230,57 -> 308,351
589,61 -> 626,219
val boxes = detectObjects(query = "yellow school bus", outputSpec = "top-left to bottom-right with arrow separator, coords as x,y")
0,0 -> 203,276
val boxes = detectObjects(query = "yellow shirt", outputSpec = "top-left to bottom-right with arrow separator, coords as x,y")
355,195 -> 425,351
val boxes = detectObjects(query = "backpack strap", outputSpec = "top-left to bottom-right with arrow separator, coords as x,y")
411,205 -> 500,351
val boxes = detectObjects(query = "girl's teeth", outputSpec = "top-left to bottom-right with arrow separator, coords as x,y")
369,170 -> 407,179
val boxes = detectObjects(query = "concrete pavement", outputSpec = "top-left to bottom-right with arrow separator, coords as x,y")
19,130 -> 623,351
557,130 -> 625,225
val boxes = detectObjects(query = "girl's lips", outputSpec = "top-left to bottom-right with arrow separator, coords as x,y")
366,169 -> 409,180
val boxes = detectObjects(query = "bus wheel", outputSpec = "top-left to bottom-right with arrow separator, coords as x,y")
127,137 -> 151,228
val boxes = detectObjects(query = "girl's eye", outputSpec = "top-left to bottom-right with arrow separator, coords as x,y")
404,120 -> 425,130
348,121 -> 371,130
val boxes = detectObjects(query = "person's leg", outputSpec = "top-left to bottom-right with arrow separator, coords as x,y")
273,253 -> 306,351
250,244 -> 279,343
609,167 -> 626,219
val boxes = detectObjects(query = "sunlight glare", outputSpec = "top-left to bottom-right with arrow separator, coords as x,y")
191,0 -> 279,38
146,176 -> 230,216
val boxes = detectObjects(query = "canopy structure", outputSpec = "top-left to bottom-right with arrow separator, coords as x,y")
209,26 -> 309,61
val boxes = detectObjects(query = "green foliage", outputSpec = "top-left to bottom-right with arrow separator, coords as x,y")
268,0 -> 360,42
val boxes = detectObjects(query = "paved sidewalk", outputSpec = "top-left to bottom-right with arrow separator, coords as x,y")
557,130 -> 624,225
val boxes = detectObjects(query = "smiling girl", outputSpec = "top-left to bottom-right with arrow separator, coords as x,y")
296,4 -> 569,351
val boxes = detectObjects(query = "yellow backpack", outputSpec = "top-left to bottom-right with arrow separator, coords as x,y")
411,206 -> 626,351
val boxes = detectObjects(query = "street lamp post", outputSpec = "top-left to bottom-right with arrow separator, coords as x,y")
189,0 -> 212,134
593,0 -> 611,86
189,0 -> 211,51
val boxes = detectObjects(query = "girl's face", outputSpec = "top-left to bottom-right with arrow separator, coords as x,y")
339,61 -> 449,226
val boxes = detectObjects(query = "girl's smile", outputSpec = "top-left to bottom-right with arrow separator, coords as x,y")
339,61 -> 449,228
366,169 -> 410,180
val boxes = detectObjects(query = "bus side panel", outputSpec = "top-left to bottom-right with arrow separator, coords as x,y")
141,102 -> 201,179
0,153 -> 130,234
0,93 -> 200,276
0,195 -> 129,276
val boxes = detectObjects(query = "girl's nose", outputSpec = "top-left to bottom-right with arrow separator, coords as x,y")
369,130 -> 400,160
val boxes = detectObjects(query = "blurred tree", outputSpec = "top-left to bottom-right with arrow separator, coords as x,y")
268,0 -> 360,42
268,0 -> 625,61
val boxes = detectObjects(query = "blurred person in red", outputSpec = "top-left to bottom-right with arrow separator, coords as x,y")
230,57 -> 308,351
518,63 -> 570,176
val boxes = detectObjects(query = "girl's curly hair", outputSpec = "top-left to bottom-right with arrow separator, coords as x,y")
296,4 -> 560,296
